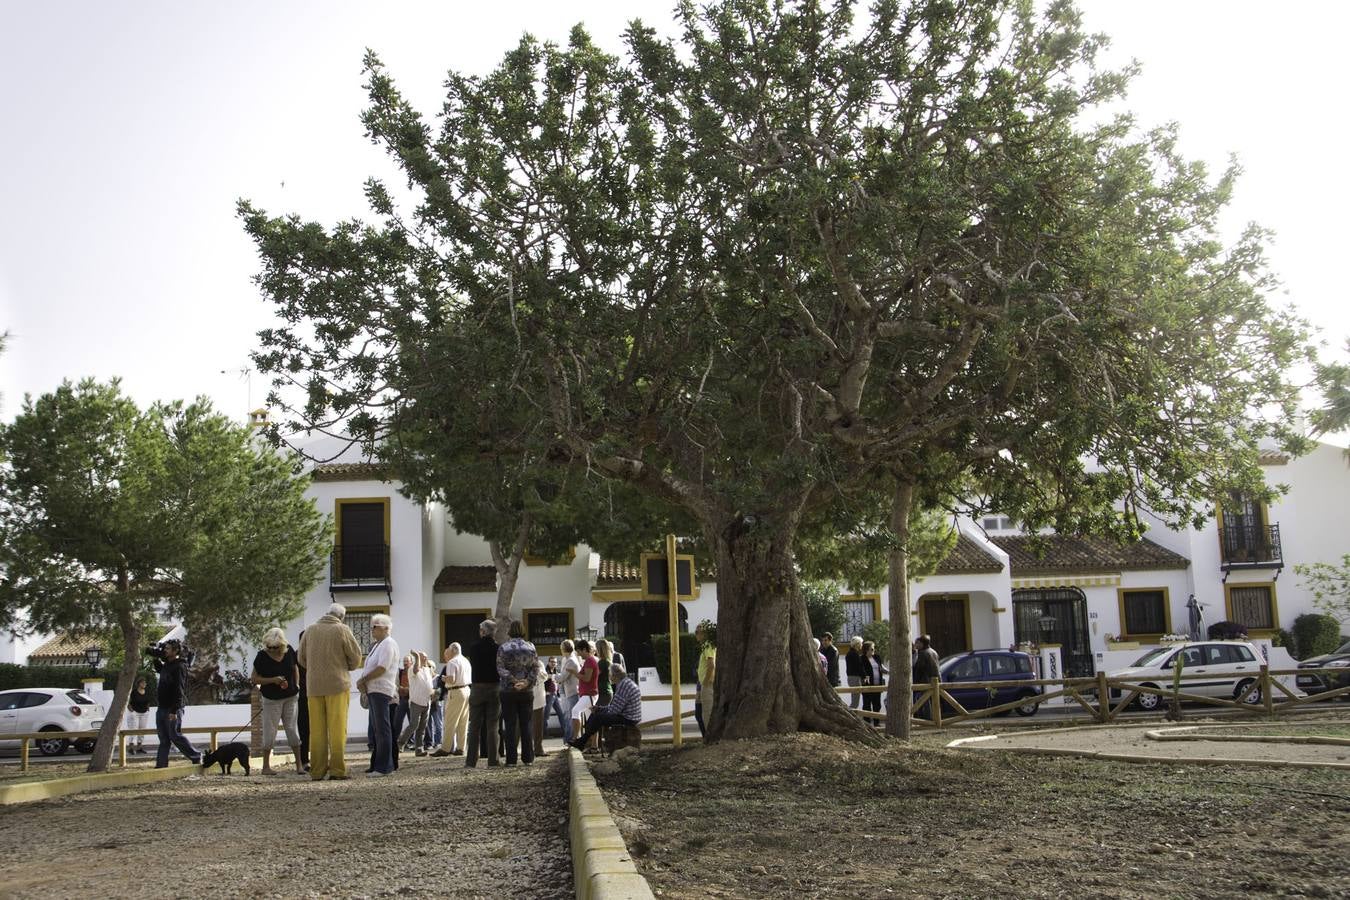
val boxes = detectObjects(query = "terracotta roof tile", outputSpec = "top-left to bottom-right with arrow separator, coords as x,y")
991,534 -> 1189,576
595,559 -> 642,587
933,535 -> 1004,575
433,565 -> 497,593
310,462 -> 389,483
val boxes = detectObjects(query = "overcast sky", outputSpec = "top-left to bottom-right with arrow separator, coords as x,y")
2,1 -> 1346,444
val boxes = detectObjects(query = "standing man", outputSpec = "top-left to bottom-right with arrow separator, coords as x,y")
820,633 -> 840,692
465,620 -> 501,768
152,639 -> 201,768
496,621 -> 539,766
125,676 -> 150,754
844,636 -> 865,710
912,634 -> 940,720
297,603 -> 363,781
433,642 -> 471,756
356,614 -> 400,776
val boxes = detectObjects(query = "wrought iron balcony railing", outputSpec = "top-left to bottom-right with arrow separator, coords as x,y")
1218,524 -> 1282,568
330,543 -> 391,592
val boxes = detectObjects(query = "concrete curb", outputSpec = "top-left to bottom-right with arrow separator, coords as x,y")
0,762 -> 201,806
1145,726 -> 1350,747
567,749 -> 656,900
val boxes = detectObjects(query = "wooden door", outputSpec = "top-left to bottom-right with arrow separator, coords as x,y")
920,596 -> 971,656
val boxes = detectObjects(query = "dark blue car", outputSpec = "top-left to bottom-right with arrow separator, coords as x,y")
937,650 -> 1041,717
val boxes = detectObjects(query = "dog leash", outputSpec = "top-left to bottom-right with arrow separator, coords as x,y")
218,702 -> 266,747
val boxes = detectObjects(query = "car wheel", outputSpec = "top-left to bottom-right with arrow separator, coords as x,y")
1013,693 -> 1039,717
75,738 -> 97,754
1134,685 -> 1163,712
1235,679 -> 1262,705
36,727 -> 71,756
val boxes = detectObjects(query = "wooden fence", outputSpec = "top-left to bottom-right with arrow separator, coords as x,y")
4,725 -> 250,773
835,665 -> 1350,729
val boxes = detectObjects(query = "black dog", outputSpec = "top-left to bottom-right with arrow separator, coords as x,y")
200,742 -> 251,775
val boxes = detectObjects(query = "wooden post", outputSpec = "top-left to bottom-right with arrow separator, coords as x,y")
1261,664 -> 1274,716
1096,671 -> 1110,723
666,533 -> 682,748
210,728 -> 219,752
930,677 -> 942,729
20,737 -> 29,773
118,732 -> 127,768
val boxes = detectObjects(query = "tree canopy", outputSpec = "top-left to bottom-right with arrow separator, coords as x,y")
0,380 -> 330,770
242,0 -> 1312,742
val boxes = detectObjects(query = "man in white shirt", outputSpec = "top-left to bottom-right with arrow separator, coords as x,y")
557,639 -> 581,743
432,642 -> 472,756
356,614 -> 400,776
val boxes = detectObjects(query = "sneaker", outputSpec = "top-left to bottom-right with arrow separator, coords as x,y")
367,771 -> 388,778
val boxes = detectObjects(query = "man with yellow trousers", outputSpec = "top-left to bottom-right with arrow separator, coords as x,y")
297,603 -> 364,780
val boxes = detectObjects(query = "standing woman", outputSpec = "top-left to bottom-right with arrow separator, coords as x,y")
531,656 -> 548,758
860,640 -> 886,724
125,676 -> 151,753
251,627 -> 303,775
596,640 -> 614,705
399,651 -> 435,756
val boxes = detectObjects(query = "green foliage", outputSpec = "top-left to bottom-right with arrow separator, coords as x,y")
801,582 -> 845,639
1291,613 -> 1342,660
0,664 -> 151,694
797,495 -> 958,591
1296,555 -> 1350,624
651,632 -> 701,684
1310,340 -> 1350,438
861,620 -> 891,664
0,379 -> 331,766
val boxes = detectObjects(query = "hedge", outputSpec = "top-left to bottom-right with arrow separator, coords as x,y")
0,663 -> 157,696
651,632 -> 703,684
1291,613 -> 1342,660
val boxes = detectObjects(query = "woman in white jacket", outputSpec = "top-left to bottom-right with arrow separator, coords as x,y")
398,652 -> 437,756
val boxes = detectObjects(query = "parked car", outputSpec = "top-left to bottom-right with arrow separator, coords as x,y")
1295,640 -> 1350,697
937,649 -> 1041,717
0,688 -> 106,755
1107,641 -> 1265,711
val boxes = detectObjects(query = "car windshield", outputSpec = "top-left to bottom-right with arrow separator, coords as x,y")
1130,648 -> 1174,667
1335,642 -> 1350,656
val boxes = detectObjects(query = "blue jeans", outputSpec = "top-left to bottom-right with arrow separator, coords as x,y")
426,699 -> 443,748
155,707 -> 200,768
367,692 -> 395,773
546,693 -> 570,742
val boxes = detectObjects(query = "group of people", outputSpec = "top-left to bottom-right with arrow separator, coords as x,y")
827,631 -> 941,721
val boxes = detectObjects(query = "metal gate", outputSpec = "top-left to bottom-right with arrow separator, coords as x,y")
1012,588 -> 1093,677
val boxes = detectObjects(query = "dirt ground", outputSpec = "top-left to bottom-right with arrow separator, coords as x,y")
0,752 -> 574,899
593,730 -> 1350,899
979,722 -> 1350,766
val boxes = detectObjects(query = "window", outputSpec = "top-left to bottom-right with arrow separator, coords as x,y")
343,607 -> 390,653
1204,645 -> 1237,665
981,516 -> 1015,531
947,658 -> 982,680
524,609 -> 574,655
841,597 -> 880,642
0,692 -> 22,711
335,498 -> 390,583
1119,589 -> 1169,637
1227,584 -> 1276,631
1176,647 -> 1204,668
986,655 -> 1016,676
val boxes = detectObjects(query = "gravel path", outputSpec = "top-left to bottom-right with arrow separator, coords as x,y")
0,752 -> 574,899
968,724 -> 1350,766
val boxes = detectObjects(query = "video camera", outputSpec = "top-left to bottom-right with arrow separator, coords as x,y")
145,638 -> 194,665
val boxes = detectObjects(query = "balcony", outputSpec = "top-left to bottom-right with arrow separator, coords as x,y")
330,543 -> 391,593
1218,524 -> 1282,569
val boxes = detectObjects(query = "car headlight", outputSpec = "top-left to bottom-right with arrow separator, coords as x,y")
1325,659 -> 1349,668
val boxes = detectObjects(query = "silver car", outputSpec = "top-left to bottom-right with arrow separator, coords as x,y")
1107,641 -> 1265,711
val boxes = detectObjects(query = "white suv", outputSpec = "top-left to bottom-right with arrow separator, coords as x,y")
0,688 -> 106,755
1107,641 -> 1265,711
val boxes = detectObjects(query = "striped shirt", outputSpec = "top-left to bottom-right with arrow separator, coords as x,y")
604,676 -> 643,724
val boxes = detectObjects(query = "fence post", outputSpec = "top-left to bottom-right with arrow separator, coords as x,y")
1261,664 -> 1274,716
118,732 -> 126,768
1096,671 -> 1110,723
930,677 -> 942,729
20,737 -> 29,773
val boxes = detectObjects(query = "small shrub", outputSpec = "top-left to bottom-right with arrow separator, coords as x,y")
801,581 -> 846,639
1207,620 -> 1249,640
1291,613 -> 1341,660
651,632 -> 701,683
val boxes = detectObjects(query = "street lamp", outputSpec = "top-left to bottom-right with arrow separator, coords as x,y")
84,645 -> 103,675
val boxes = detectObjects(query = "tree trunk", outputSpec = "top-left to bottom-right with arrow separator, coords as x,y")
885,481 -> 915,739
707,516 -> 878,744
88,581 -> 143,773
488,515 -> 530,642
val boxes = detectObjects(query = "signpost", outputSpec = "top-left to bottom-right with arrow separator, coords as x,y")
641,537 -> 697,747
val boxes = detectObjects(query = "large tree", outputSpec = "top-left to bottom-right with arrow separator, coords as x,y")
0,380 -> 330,771
243,0 -> 1309,742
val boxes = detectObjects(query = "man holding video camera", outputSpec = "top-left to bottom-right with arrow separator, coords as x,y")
150,639 -> 202,768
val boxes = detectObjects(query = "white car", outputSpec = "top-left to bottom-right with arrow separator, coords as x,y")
0,688 -> 106,755
1107,641 -> 1266,712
